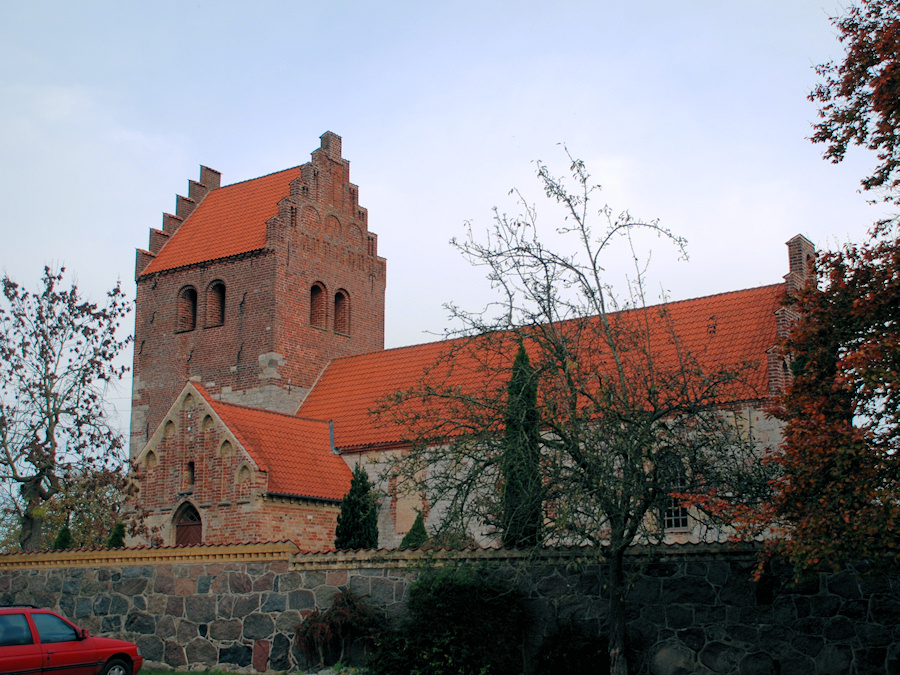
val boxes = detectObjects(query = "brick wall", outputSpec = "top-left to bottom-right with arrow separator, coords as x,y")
130,133 -> 387,457
133,389 -> 340,550
131,252 -> 281,456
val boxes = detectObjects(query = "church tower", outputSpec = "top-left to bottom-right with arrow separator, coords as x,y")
130,133 -> 386,456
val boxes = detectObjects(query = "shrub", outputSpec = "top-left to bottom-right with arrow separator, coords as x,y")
399,512 -> 428,549
106,523 -> 126,548
368,568 -> 528,675
335,464 -> 379,550
532,623 -> 609,674
52,524 -> 73,550
295,588 -> 374,669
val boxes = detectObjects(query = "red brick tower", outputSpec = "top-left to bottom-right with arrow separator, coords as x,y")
130,132 -> 386,457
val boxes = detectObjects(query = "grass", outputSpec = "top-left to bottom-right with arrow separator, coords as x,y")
140,664 -> 368,675
141,671 -> 249,675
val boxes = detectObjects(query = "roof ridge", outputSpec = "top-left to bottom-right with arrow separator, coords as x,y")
323,282 -> 787,366
216,164 -> 304,190
638,282 -> 784,311
209,395 -> 320,421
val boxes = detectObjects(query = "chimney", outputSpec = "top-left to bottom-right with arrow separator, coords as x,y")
784,234 -> 815,295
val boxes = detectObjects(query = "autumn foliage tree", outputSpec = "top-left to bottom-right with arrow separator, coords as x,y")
810,0 -> 900,201
768,220 -> 900,576
0,267 -> 132,550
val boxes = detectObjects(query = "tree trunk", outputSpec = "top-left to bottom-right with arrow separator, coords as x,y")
18,482 -> 45,551
19,508 -> 43,551
607,549 -> 629,675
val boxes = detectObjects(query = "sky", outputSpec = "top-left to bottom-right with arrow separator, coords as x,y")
0,1 -> 893,431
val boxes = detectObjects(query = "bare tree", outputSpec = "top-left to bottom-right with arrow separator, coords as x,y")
378,153 -> 773,675
0,267 -> 132,550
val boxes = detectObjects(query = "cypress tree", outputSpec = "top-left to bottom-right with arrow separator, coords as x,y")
500,344 -> 543,548
400,511 -> 428,548
52,523 -> 73,550
334,464 -> 379,549
106,523 -> 126,548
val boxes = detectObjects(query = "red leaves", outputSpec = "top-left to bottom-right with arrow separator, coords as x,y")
811,1 -> 900,201
767,222 -> 900,577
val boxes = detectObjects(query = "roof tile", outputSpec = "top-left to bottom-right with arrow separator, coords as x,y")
193,384 -> 351,501
299,284 -> 783,451
141,167 -> 304,275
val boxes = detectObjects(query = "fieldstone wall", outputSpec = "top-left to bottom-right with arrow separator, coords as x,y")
1,544 -> 899,674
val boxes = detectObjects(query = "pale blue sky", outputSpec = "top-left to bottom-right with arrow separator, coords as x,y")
0,1 -> 890,427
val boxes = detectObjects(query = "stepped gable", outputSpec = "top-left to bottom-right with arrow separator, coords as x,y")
192,383 -> 351,501
298,283 -> 784,452
139,166 -> 305,276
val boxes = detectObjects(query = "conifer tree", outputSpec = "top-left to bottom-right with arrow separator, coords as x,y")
500,344 -> 543,548
106,523 -> 126,548
334,464 -> 378,550
52,523 -> 73,550
400,511 -> 428,548
380,152 -> 769,675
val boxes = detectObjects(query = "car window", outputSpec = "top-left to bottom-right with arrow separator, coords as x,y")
0,614 -> 33,646
31,613 -> 77,644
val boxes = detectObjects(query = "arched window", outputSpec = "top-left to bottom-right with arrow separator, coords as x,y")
310,283 -> 327,328
174,502 -> 202,546
177,286 -> 198,332
206,281 -> 225,327
334,289 -> 350,335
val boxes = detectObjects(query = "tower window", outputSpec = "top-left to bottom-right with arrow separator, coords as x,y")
177,286 -> 198,332
206,281 -> 225,327
310,283 -> 327,328
334,289 -> 350,335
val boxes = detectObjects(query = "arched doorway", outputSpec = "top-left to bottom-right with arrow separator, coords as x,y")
174,502 -> 202,546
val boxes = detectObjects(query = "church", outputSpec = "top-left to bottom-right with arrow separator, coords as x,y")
129,132 -> 809,550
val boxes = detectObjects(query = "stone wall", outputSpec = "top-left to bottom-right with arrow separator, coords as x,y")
1,543 -> 899,674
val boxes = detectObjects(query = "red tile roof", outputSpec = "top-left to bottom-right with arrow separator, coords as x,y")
192,384 -> 351,501
299,284 -> 784,451
141,167 -> 304,275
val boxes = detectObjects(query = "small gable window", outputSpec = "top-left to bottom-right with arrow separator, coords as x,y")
177,286 -> 198,333
206,281 -> 226,328
310,283 -> 327,329
334,289 -> 350,335
183,461 -> 196,491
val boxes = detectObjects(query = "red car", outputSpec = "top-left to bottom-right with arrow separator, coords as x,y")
0,605 -> 143,675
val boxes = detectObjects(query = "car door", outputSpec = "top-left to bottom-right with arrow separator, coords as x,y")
31,612 -> 99,675
0,612 -> 42,675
